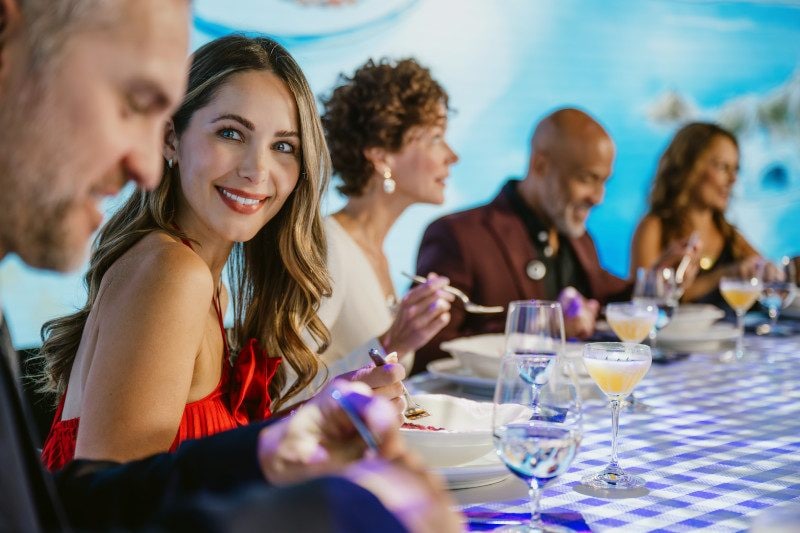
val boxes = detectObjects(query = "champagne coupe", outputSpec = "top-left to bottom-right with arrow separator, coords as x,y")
505,300 -> 566,419
757,257 -> 797,336
582,342 -> 651,490
606,302 -> 659,344
493,352 -> 583,532
720,274 -> 763,359
605,301 -> 658,412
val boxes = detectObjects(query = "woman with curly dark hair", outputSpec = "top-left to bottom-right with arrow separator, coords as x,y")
630,122 -> 763,304
315,57 -> 459,380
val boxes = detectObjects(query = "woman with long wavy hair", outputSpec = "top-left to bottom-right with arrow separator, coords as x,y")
38,35 -> 403,471
630,122 -> 763,304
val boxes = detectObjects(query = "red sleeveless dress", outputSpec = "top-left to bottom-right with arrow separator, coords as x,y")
41,252 -> 281,472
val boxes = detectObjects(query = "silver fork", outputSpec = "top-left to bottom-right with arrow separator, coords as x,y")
368,349 -> 430,420
401,272 -> 505,314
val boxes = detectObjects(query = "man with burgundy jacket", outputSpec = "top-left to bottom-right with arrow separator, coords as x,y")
414,108 -> 629,373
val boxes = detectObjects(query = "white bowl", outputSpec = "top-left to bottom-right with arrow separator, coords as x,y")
440,334 -> 586,378
660,304 -> 725,336
439,334 -> 505,377
399,394 -> 530,468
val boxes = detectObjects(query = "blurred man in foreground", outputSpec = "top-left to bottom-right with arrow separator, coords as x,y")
0,1 -> 459,531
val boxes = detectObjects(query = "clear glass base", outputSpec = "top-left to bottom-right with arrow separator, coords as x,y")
493,523 -> 575,533
582,468 -> 646,490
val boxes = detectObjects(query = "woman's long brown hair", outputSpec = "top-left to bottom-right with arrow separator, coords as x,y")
648,122 -> 739,253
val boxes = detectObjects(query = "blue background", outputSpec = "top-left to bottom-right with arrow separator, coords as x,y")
2,0 -> 799,347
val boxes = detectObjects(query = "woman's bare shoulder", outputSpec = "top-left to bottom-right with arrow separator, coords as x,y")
636,214 -> 663,233
102,231 -> 214,307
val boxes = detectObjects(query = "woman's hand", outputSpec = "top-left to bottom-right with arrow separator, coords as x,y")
338,352 -> 407,416
379,274 -> 455,356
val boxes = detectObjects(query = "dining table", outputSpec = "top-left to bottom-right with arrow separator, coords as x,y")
407,332 -> 800,532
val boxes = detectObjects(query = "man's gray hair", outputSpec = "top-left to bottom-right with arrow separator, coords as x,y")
18,0 -> 108,68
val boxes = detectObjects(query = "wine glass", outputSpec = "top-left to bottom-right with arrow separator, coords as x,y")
632,267 -> 680,354
582,342 -> 651,490
505,300 -> 566,419
720,273 -> 762,359
757,257 -> 797,336
493,352 -> 583,532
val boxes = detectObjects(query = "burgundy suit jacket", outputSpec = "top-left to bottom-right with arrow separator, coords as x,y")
413,186 -> 630,374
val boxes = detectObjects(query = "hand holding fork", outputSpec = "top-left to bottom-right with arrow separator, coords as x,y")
402,272 -> 504,314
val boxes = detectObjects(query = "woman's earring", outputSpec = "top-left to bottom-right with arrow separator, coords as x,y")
382,167 -> 396,194
167,158 -> 174,169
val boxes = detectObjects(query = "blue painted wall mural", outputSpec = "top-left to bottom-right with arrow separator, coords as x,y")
2,0 -> 799,347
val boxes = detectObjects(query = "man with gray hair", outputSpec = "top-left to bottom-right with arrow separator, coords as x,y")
0,1 -> 460,531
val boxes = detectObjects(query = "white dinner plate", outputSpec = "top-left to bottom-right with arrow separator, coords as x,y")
657,323 -> 739,352
427,359 -> 496,390
436,450 -> 510,490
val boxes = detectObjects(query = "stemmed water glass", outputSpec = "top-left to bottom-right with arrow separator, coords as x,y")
757,257 -> 797,336
493,352 -> 583,532
632,267 -> 680,356
720,273 -> 762,359
582,342 -> 652,490
505,300 -> 566,419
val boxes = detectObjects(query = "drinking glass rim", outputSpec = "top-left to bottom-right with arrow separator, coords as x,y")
583,341 -> 651,360
606,301 -> 659,314
508,299 -> 562,310
720,276 -> 762,287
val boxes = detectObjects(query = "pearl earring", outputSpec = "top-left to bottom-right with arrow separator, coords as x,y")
382,167 -> 396,194
167,158 -> 174,169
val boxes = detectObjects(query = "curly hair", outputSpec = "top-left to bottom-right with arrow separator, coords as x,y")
321,58 -> 449,197
648,122 -> 739,249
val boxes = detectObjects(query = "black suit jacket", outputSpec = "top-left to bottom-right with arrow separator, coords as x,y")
0,313 -> 404,532
414,185 -> 631,373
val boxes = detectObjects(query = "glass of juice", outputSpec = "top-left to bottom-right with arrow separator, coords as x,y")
582,342 -> 651,490
720,275 -> 762,359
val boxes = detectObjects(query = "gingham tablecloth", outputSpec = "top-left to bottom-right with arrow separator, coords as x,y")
417,335 -> 800,532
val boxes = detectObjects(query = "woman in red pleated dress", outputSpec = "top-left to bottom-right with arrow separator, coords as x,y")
38,35 -> 405,471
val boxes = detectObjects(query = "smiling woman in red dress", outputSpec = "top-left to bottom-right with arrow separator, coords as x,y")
37,35 -> 334,471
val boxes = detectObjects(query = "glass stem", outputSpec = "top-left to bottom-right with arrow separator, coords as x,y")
769,307 -> 779,328
531,385 -> 541,414
528,482 -> 543,531
609,399 -> 621,468
735,311 -> 745,359
649,327 -> 658,354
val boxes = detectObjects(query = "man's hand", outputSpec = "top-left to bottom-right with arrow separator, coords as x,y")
257,380 -> 403,485
343,454 -> 464,533
559,287 -> 599,339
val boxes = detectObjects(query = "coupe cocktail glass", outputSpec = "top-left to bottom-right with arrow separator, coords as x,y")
582,342 -> 651,490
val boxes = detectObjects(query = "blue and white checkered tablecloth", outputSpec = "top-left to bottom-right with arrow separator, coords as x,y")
431,335 -> 800,532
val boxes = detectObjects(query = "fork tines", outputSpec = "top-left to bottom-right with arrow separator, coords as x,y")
404,406 -> 431,420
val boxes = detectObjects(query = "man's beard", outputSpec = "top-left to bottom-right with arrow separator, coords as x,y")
558,204 -> 588,239
540,190 -> 586,240
0,79 -> 88,271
